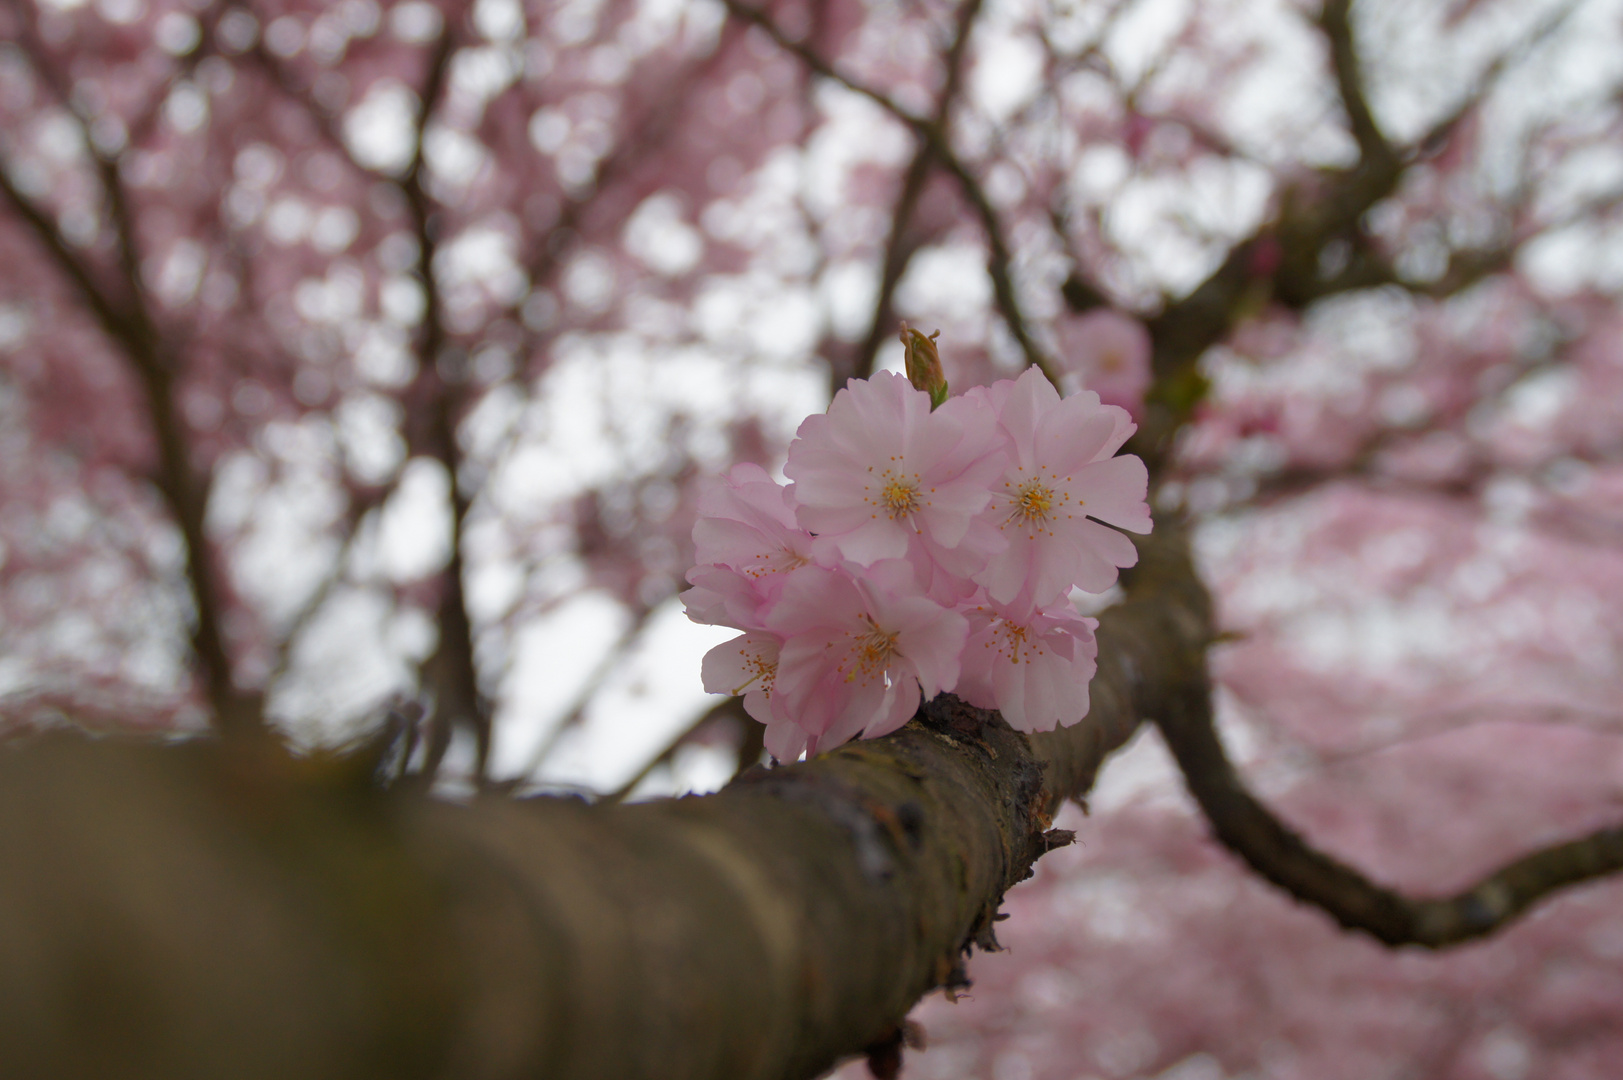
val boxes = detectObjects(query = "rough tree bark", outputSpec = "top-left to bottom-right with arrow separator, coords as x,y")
0,523 -> 1204,1080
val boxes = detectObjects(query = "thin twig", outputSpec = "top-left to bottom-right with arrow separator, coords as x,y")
724,0 -> 1060,385
512,604 -> 657,781
600,696 -> 750,804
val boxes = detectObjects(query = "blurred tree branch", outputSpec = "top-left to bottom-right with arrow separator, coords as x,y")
1154,675 -> 1623,947
0,16 -> 264,737
393,26 -> 495,783
724,0 -> 1061,387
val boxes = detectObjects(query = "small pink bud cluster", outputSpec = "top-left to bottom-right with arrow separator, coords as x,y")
683,367 -> 1152,762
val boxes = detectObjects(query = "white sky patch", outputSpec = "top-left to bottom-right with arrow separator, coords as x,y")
436,222 -> 529,314
311,206 -> 361,254
624,192 -> 703,276
894,242 -> 993,319
802,82 -> 912,220
1303,288 -> 1419,376
624,740 -> 738,801
343,79 -> 418,175
1104,0 -> 1192,87
528,107 -> 569,154
268,587 -> 415,744
691,273 -> 823,361
335,391 -> 407,483
488,590 -> 632,778
211,425 -> 347,628
0,303 -> 31,351
529,597 -> 735,792
1086,724 -> 1185,813
375,457 -> 453,581
1500,367 -> 1577,432
1359,0 -> 1603,147
390,0 -> 443,42
450,50 -> 520,114
821,259 -> 879,342
424,124 -> 490,188
473,0 -> 525,42
153,239 -> 206,307
1071,144 -> 1131,202
972,32 -> 1044,123
1519,223 -> 1623,297
1108,156 -> 1273,294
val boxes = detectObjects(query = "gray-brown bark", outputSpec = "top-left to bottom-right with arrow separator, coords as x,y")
0,525 -> 1206,1080
0,523 -> 1616,1079
1154,663 -> 1623,949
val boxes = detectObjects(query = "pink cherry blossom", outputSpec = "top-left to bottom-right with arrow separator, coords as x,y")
700,629 -> 788,726
681,563 -> 771,630
784,371 -> 1006,566
903,517 -> 1008,607
692,462 -> 823,585
1057,308 -> 1154,414
766,560 -> 968,754
956,593 -> 1100,733
967,367 -> 1153,605
683,464 -> 825,628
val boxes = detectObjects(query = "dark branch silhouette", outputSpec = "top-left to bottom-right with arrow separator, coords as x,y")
0,29 -> 264,736
1155,678 -> 1623,947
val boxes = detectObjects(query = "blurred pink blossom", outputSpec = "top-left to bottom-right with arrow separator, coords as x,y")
1057,309 -> 1154,413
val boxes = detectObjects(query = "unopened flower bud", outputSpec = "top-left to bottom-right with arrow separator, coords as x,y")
900,323 -> 949,409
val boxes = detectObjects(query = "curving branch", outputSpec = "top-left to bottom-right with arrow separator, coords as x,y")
1155,678 -> 1623,947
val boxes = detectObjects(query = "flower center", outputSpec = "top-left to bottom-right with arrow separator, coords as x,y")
1015,482 -> 1053,521
1002,620 -> 1029,660
846,615 -> 899,682
748,545 -> 811,578
730,648 -> 778,697
1000,468 -> 1075,532
881,477 -> 921,519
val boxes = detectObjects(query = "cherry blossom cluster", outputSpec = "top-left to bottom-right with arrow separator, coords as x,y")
682,366 -> 1152,762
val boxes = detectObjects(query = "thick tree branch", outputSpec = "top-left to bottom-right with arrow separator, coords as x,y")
1155,680 -> 1623,947
0,521 -> 1206,1078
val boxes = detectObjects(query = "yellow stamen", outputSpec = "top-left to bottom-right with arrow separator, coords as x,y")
1005,479 -> 1059,528
730,648 -> 778,697
844,615 -> 899,683
881,478 -> 921,519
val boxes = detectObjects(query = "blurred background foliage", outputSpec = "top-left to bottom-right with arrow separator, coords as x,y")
3,0 -> 1623,1075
